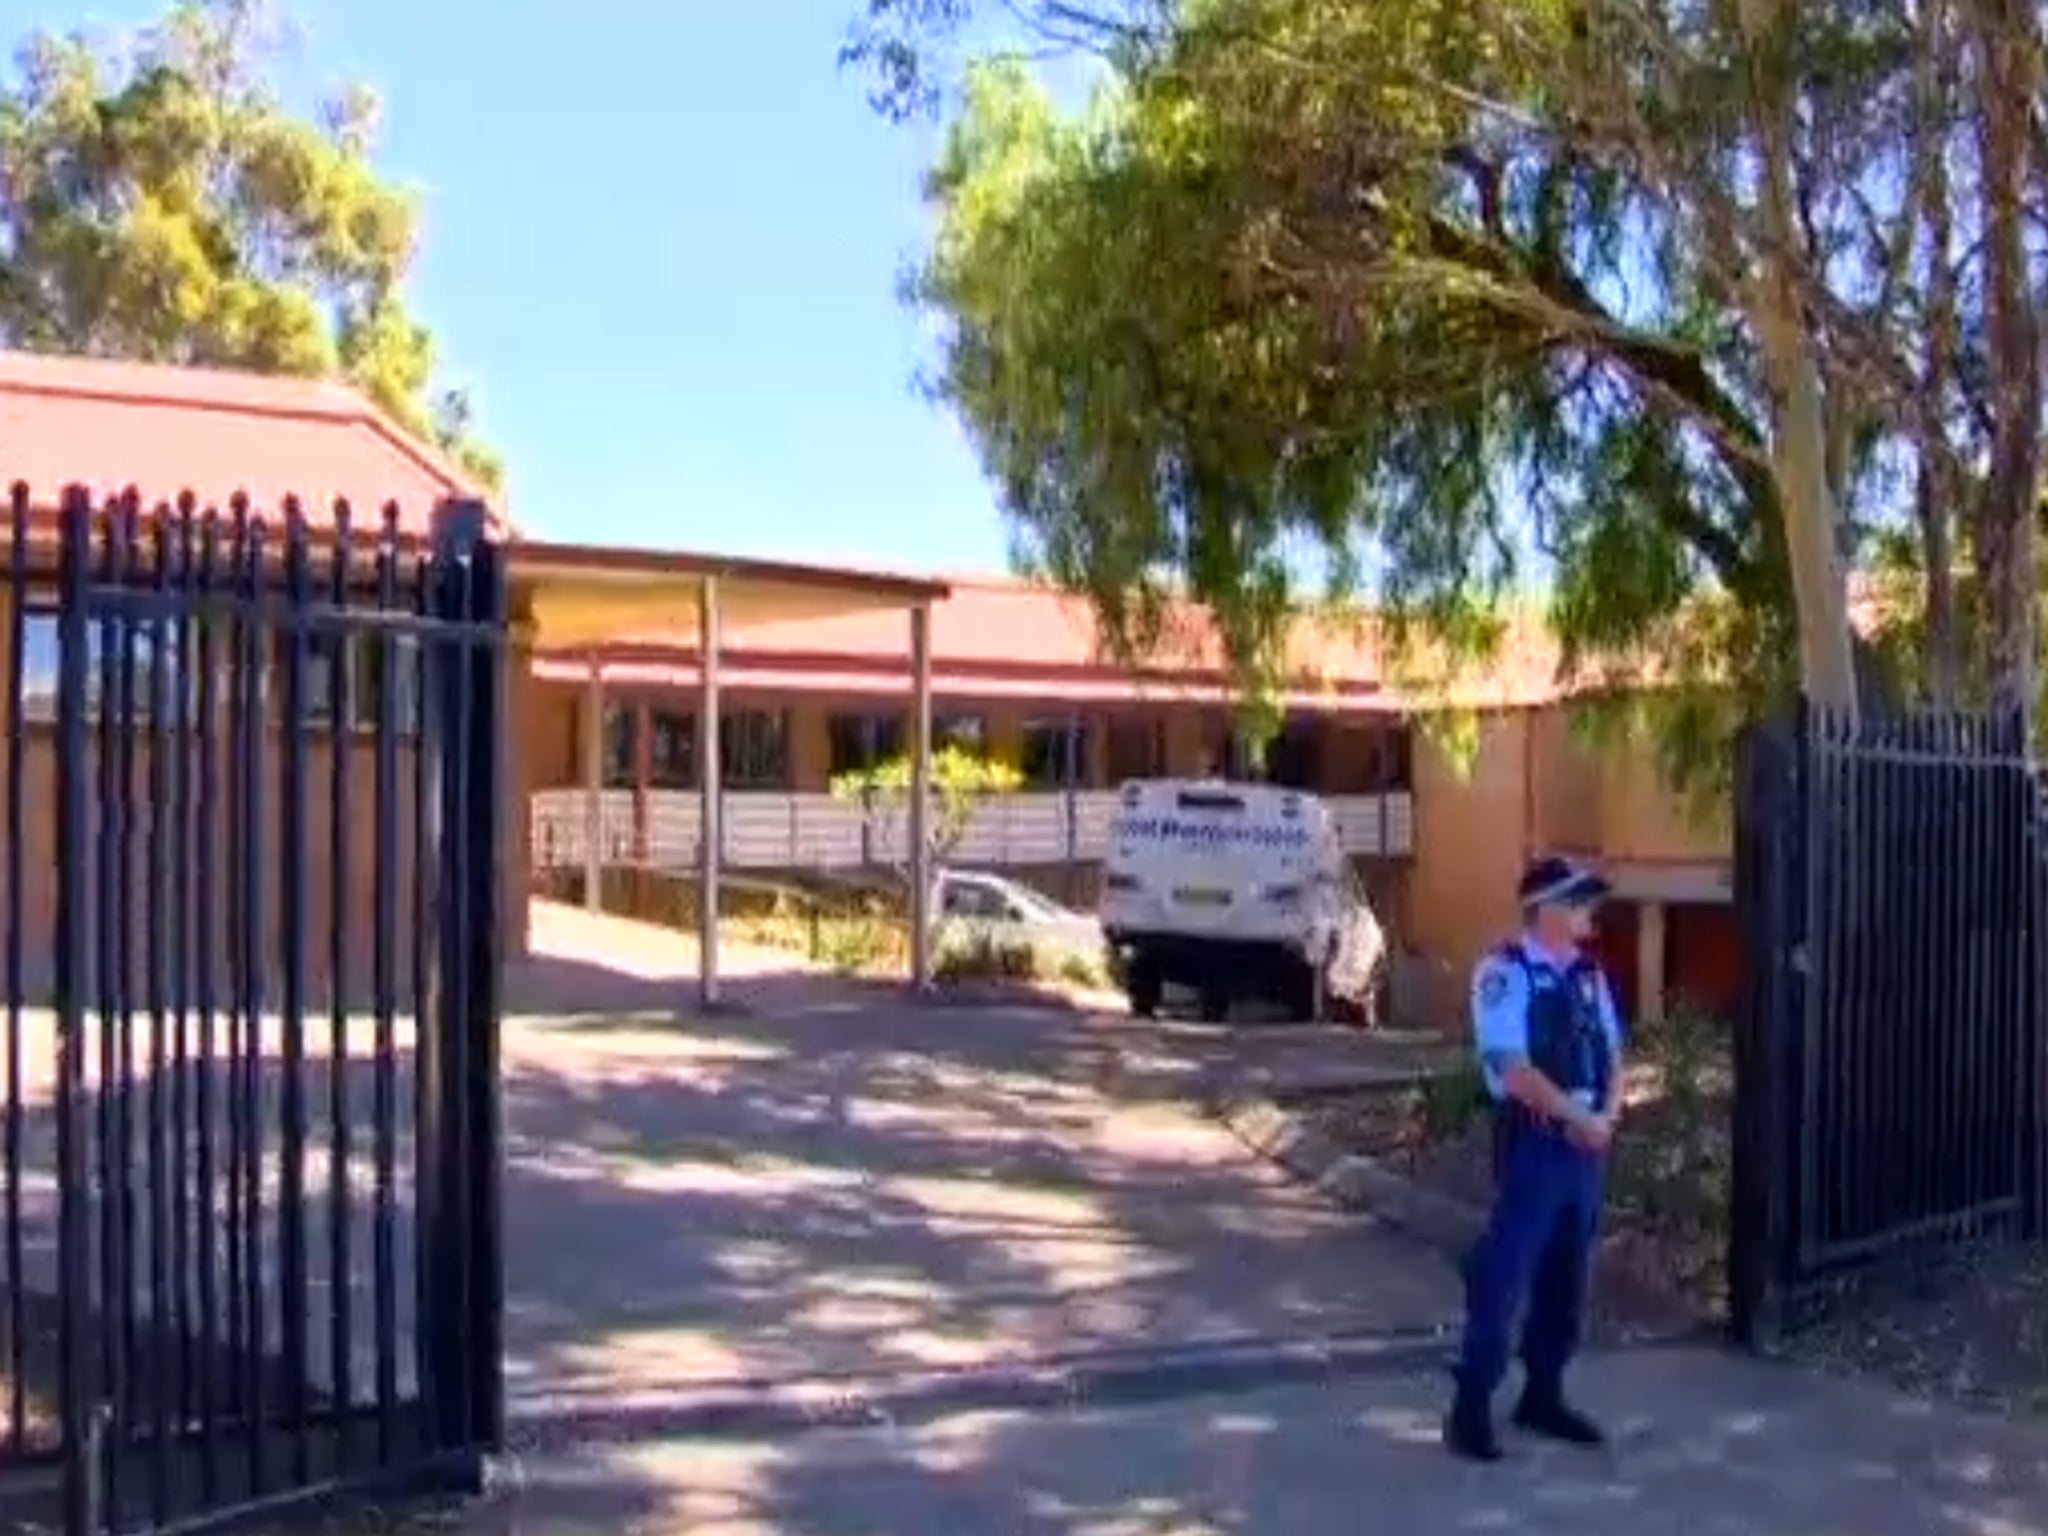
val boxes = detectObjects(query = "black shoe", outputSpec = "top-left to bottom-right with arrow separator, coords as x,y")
1442,1398 -> 1504,1462
1511,1390 -> 1605,1447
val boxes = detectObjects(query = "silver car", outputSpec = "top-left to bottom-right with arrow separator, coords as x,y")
932,868 -> 1106,965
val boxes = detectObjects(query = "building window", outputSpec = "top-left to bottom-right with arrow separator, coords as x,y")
1263,715 -> 1325,789
721,708 -> 789,788
1347,723 -> 1412,792
1325,726 -> 1373,793
1382,725 -> 1413,791
1020,716 -> 1092,788
19,614 -> 54,721
827,711 -> 904,777
649,707 -> 695,788
603,702 -> 637,788
936,712 -> 987,753
1105,715 -> 1166,783
18,615 -> 424,733
1200,714 -> 1254,779
353,635 -> 424,734
19,615 -> 173,722
272,630 -> 422,734
271,630 -> 331,720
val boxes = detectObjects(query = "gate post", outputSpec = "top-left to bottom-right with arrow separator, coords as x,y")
1726,709 -> 1806,1348
53,487 -> 97,1536
2028,739 -> 2048,1239
421,500 -> 506,1464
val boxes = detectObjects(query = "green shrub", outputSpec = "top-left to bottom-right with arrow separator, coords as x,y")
1057,948 -> 1110,990
1419,1059 -> 1493,1143
1605,1000 -> 1732,1286
936,931 -> 1113,990
814,907 -> 905,974
933,929 -> 1069,983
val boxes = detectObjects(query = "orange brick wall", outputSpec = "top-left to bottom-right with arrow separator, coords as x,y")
1527,706 -> 1603,853
1596,744 -> 1729,862
790,701 -> 832,788
0,726 -> 429,1005
1403,713 -> 1531,986
1389,704 -> 1732,1022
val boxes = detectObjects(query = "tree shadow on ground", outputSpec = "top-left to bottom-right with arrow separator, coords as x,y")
495,947 -> 1461,1410
461,1348 -> 2048,1536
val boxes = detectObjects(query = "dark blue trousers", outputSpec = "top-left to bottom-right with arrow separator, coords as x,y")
1453,1120 -> 1603,1402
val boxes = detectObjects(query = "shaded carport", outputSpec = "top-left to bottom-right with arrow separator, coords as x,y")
511,541 -> 951,1004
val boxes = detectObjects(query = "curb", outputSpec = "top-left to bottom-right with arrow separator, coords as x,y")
1211,1091 -> 1710,1343
1213,1093 -> 1486,1254
503,1326 -> 1458,1448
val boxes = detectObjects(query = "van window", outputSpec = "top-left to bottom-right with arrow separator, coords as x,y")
1175,790 -> 1245,812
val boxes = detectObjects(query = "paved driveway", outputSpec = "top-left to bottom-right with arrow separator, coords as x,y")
500,904 -> 1463,1414
477,906 -> 2048,1534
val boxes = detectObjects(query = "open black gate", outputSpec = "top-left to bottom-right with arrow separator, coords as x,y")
0,481 -> 505,1534
1729,701 -> 2048,1343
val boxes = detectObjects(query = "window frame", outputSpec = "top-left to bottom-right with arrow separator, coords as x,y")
20,610 -> 422,735
1019,715 -> 1093,789
647,706 -> 696,789
720,706 -> 791,790
600,701 -> 638,789
1104,713 -> 1167,784
935,712 -> 989,754
826,709 -> 906,778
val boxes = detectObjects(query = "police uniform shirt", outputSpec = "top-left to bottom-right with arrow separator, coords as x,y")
1471,936 -> 1624,1109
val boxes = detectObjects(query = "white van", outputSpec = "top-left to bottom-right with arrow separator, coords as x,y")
1098,779 -> 1387,1023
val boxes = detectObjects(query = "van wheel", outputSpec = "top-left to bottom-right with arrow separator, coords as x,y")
1288,959 -> 1330,1024
1364,954 -> 1393,1030
1197,983 -> 1231,1023
1125,960 -> 1163,1019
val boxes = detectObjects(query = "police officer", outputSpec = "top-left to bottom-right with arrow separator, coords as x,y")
1444,854 -> 1623,1462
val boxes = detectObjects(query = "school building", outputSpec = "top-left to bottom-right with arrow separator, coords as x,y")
520,591 -> 1741,1029
0,349 -> 1739,1029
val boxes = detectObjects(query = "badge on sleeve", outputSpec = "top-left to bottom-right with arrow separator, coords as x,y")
1478,963 -> 1509,1007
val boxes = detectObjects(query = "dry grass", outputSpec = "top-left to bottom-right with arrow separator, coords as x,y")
1776,1243 -> 2048,1418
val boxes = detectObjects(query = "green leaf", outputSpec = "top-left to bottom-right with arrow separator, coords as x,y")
830,746 -> 1025,864
0,0 -> 499,491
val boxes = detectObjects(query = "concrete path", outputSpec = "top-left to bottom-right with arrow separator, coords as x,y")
500,903 -> 1463,1411
470,1346 -> 2048,1535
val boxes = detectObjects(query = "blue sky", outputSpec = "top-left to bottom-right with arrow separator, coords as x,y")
58,0 -> 1012,574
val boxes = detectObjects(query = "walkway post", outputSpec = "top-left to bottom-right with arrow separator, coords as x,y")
699,576 -> 723,1010
908,601 -> 934,993
582,658 -> 603,911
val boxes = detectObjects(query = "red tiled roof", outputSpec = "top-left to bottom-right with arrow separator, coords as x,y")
0,350 -> 493,536
530,653 -> 1400,711
545,575 -> 1592,711
571,574 -> 1390,691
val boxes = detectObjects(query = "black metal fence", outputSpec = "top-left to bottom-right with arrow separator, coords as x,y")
0,482 -> 505,1535
1729,700 -> 2048,1343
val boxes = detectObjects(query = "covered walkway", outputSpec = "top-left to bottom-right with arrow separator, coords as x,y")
513,542 -> 950,1004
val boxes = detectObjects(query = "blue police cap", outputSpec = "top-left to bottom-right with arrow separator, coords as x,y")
1517,855 -> 1611,910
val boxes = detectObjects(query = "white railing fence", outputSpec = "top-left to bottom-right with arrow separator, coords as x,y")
531,788 -> 1415,871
